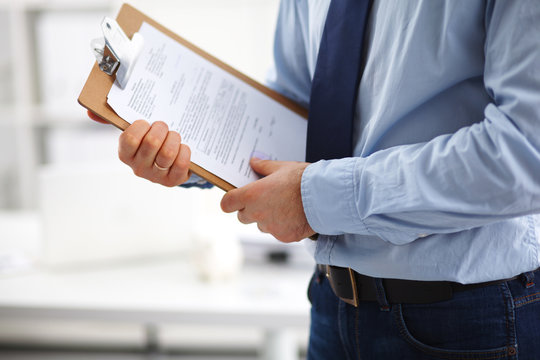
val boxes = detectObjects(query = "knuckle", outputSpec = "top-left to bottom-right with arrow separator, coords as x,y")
161,148 -> 177,162
145,135 -> 162,151
138,147 -> 152,159
120,131 -> 140,150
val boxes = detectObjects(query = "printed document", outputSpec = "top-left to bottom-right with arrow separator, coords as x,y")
108,22 -> 307,188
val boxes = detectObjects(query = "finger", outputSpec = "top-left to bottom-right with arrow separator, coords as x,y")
155,131 -> 181,171
167,143 -> 192,186
257,223 -> 268,234
87,110 -> 109,124
250,158 -> 284,176
237,209 -> 254,225
118,120 -> 151,164
134,121 -> 169,169
221,189 -> 245,213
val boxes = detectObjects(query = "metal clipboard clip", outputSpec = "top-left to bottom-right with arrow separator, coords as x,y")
91,17 -> 144,89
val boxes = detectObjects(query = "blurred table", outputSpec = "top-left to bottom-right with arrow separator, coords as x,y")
0,256 -> 312,360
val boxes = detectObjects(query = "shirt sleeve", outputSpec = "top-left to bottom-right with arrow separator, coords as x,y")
179,173 -> 214,189
265,0 -> 312,107
301,1 -> 540,245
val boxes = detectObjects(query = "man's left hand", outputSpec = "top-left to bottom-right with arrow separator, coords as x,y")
220,158 -> 315,243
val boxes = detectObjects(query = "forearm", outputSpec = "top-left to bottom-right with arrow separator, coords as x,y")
302,104 -> 540,244
303,1 -> 540,245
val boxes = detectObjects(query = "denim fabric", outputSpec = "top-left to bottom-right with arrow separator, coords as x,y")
307,268 -> 540,360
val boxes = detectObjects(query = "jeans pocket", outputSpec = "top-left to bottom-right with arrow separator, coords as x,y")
393,284 -> 517,359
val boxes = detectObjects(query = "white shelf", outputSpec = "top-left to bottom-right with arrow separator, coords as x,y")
0,256 -> 311,359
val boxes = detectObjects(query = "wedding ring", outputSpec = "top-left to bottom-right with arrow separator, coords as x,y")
153,161 -> 170,171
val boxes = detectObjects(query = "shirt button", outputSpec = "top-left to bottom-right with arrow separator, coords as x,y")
418,233 -> 428,238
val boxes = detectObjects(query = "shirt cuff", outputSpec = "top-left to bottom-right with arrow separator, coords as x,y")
301,158 -> 370,236
179,174 -> 214,189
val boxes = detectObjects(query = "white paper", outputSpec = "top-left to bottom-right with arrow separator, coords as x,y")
108,22 -> 307,188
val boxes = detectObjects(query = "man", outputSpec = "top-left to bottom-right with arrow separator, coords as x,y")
90,0 -> 540,358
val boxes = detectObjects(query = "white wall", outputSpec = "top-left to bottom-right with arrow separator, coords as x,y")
125,0 -> 279,84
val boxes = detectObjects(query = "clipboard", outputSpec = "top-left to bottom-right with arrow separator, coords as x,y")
78,3 -> 308,191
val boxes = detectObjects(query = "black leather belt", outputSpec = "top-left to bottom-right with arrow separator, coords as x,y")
318,264 -> 526,306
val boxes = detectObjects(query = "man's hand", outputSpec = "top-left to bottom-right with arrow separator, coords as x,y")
87,111 -> 191,187
118,120 -> 191,187
220,158 -> 315,243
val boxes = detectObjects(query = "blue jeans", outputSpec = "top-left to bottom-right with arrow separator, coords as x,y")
307,267 -> 540,360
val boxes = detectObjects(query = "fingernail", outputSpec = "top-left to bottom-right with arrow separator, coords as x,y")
250,151 -> 270,160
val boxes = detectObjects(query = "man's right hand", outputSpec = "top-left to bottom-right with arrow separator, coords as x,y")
87,111 -> 191,187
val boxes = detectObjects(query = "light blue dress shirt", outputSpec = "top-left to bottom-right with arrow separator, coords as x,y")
268,0 -> 540,283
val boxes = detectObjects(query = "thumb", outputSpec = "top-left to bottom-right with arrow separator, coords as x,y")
250,158 -> 283,176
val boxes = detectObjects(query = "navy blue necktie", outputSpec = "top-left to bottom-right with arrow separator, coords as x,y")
306,0 -> 372,162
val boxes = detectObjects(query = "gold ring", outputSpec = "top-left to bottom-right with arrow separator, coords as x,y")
153,161 -> 170,171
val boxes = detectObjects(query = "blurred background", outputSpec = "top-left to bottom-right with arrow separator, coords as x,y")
0,0 -> 313,359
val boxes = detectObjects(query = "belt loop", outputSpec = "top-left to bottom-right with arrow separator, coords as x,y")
520,271 -> 535,289
315,264 -> 325,284
373,278 -> 390,311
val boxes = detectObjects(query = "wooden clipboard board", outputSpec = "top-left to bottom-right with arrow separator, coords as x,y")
78,3 -> 308,192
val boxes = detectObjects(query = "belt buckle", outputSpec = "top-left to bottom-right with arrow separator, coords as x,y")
347,268 -> 359,307
325,265 -> 359,307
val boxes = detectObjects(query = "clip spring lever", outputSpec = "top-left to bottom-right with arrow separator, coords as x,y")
90,18 -> 144,89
